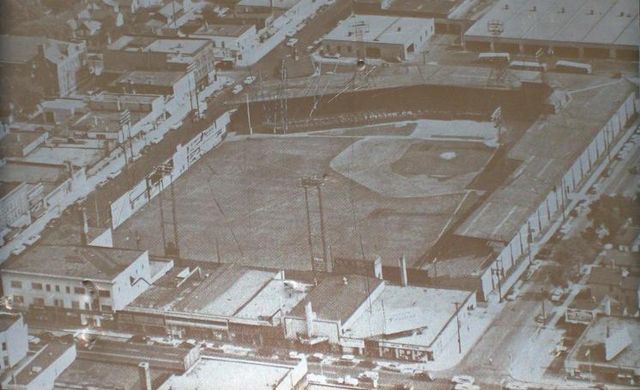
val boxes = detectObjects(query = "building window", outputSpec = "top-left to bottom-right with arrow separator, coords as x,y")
101,305 -> 112,312
98,290 -> 111,298
66,286 -> 71,294
55,285 -> 60,293
46,284 -> 51,292
13,295 -> 24,304
10,281 -> 21,289
53,299 -> 64,307
84,302 -> 90,310
74,287 -> 86,294
33,298 -> 45,306
72,301 -> 80,309
32,283 -> 43,290
3,357 -> 8,367
2,342 -> 6,351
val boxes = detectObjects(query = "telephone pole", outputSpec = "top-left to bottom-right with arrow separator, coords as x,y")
454,302 -> 462,354
491,260 -> 505,302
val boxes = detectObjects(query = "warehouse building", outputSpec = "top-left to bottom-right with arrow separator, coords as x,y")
322,15 -> 434,61
464,0 -> 639,60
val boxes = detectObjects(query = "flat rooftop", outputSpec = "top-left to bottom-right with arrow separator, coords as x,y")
465,0 -> 639,48
385,0 -> 465,17
234,278 -> 309,321
55,358 -> 173,390
0,161 -> 67,185
568,317 -> 640,370
114,71 -> 187,88
73,111 -> 146,133
324,15 -> 430,45
193,24 -> 254,37
0,312 -> 21,332
14,341 -> 74,385
237,0 -> 301,9
112,126 -> 493,268
456,78 -> 637,243
23,145 -> 104,168
290,274 -> 383,323
344,284 -> 472,346
108,35 -> 210,55
161,357 -> 300,390
129,264 -> 304,322
2,245 -> 146,281
89,92 -> 162,105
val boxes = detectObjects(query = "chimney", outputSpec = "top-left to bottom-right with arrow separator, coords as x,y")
373,256 -> 383,279
399,254 -> 408,287
80,207 -> 89,245
138,362 -> 152,390
304,301 -> 314,336
65,160 -> 74,178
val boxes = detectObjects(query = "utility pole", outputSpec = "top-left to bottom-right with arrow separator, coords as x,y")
246,93 -> 253,135
540,287 -> 546,320
169,174 -> 180,259
302,185 -> 315,274
279,58 -> 288,134
491,260 -> 505,302
454,302 -> 462,354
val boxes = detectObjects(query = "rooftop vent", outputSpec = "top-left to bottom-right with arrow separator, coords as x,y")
503,4 -> 509,10
560,7 -> 565,13
588,9 -> 594,15
530,5 -> 536,12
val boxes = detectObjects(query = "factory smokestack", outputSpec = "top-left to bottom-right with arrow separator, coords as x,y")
374,256 -> 383,279
138,362 -> 152,390
399,254 -> 408,286
80,207 -> 89,246
305,301 -> 315,337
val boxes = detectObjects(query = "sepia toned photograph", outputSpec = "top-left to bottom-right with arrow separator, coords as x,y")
0,0 -> 638,389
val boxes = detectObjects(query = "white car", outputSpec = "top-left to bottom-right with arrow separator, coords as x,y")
232,84 -> 244,94
550,287 -> 565,302
97,178 -> 108,188
455,384 -> 480,390
24,235 -> 40,246
243,76 -> 257,85
286,38 -> 298,47
325,52 -> 341,59
11,245 -> 26,256
451,375 -> 475,385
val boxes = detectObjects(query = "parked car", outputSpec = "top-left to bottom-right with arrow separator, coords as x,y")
451,375 -> 475,385
286,38 -> 298,47
412,370 -> 434,381
550,287 -> 565,302
232,84 -> 244,95
454,384 -> 480,390
243,76 -> 257,85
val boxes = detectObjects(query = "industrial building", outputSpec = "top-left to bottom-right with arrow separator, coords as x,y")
118,264 -> 311,345
284,272 -> 476,361
1,233 -> 173,326
158,356 -> 308,390
464,0 -> 640,60
0,313 -> 28,372
104,36 -> 216,86
322,15 -> 434,61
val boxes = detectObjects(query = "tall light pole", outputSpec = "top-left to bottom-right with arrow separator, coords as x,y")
301,176 -> 329,272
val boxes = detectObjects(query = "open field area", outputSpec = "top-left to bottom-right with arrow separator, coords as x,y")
113,121 -> 496,269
